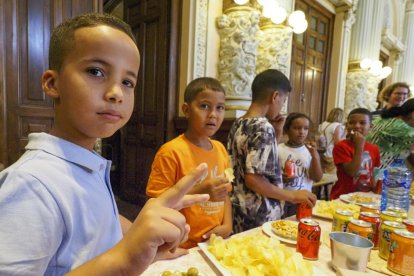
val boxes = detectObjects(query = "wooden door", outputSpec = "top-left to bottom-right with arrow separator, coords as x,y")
0,0 -> 101,167
116,0 -> 179,206
289,0 -> 333,133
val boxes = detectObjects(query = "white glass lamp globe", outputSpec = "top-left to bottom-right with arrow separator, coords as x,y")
379,66 -> 392,79
360,58 -> 372,70
288,10 -> 306,28
234,0 -> 249,5
369,60 -> 383,76
292,20 -> 308,34
262,0 -> 278,18
271,7 -> 287,24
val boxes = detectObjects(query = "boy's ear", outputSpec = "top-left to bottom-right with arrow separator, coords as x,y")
182,102 -> 190,118
271,91 -> 279,103
42,70 -> 60,99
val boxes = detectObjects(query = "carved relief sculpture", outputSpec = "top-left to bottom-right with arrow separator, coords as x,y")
256,22 -> 292,76
217,5 -> 260,111
344,70 -> 381,115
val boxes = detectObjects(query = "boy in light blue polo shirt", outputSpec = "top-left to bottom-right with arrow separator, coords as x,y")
0,13 -> 209,275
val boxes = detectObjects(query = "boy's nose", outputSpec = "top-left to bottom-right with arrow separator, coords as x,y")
105,84 -> 123,103
208,110 -> 217,118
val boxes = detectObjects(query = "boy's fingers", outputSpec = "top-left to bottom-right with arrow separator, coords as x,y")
158,163 -> 209,209
180,194 -> 210,209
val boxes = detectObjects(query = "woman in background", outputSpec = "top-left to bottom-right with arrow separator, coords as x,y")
318,108 -> 345,174
367,98 -> 414,171
372,82 -> 411,119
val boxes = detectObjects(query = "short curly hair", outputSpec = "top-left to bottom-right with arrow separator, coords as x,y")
379,82 -> 411,103
49,13 -> 136,71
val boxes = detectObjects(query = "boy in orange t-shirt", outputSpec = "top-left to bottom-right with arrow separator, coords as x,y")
146,77 -> 232,248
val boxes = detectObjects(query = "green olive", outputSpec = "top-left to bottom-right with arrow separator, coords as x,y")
161,271 -> 172,276
187,267 -> 199,276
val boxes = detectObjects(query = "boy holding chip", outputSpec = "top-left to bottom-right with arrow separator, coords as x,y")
146,77 -> 233,248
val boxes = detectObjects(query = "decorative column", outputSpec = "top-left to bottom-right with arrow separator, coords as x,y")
344,0 -> 385,115
397,1 -> 414,88
326,3 -> 356,110
256,19 -> 292,77
217,1 -> 260,117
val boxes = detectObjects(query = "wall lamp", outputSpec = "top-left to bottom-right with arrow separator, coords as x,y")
233,0 -> 308,34
360,58 -> 392,79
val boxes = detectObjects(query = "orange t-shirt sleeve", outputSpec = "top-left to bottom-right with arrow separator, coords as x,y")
146,151 -> 179,198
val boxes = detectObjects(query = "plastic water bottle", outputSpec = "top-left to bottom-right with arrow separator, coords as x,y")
354,151 -> 372,192
380,159 -> 412,212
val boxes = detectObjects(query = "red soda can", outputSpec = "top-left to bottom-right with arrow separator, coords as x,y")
297,218 -> 321,260
358,212 -> 381,249
296,202 -> 312,221
284,159 -> 295,177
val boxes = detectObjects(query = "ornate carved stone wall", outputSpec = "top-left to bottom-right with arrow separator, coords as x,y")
256,23 -> 292,76
216,6 -> 260,114
216,8 -> 260,98
344,71 -> 381,115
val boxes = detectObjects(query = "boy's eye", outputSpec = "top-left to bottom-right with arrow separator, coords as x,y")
87,68 -> 104,77
200,104 -> 209,110
217,105 -> 225,111
122,79 -> 135,88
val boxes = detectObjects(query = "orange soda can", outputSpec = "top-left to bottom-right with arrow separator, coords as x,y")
296,202 -> 312,221
379,221 -> 406,260
403,219 -> 414,232
297,218 -> 321,260
358,212 -> 381,249
284,159 -> 296,177
347,219 -> 374,242
360,203 -> 380,214
387,230 -> 414,276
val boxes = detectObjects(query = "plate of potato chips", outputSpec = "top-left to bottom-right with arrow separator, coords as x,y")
199,234 -> 324,275
313,200 -> 360,220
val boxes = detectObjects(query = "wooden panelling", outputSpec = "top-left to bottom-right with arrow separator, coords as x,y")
114,0 -> 179,206
0,0 -> 101,166
289,0 -> 334,135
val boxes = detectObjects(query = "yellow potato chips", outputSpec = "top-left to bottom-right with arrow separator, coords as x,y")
314,200 -> 360,219
224,168 -> 235,183
207,234 -> 313,275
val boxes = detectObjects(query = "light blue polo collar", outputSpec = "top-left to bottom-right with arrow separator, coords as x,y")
25,132 -> 107,172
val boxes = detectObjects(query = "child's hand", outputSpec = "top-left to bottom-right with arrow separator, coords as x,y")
269,114 -> 287,132
201,178 -> 231,202
289,190 -> 317,207
305,141 -> 318,156
349,130 -> 365,149
202,224 -> 232,240
122,163 -> 210,272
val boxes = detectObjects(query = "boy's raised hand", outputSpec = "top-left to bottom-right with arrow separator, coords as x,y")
200,178 -> 231,202
349,130 -> 365,150
119,163 -> 210,274
305,141 -> 319,156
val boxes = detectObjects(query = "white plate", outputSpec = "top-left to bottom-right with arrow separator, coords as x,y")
198,242 -> 231,276
198,242 -> 326,275
339,192 -> 381,205
312,201 -> 333,220
262,221 -> 298,244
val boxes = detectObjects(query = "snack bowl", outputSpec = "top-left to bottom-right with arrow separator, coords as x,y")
330,232 -> 373,272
